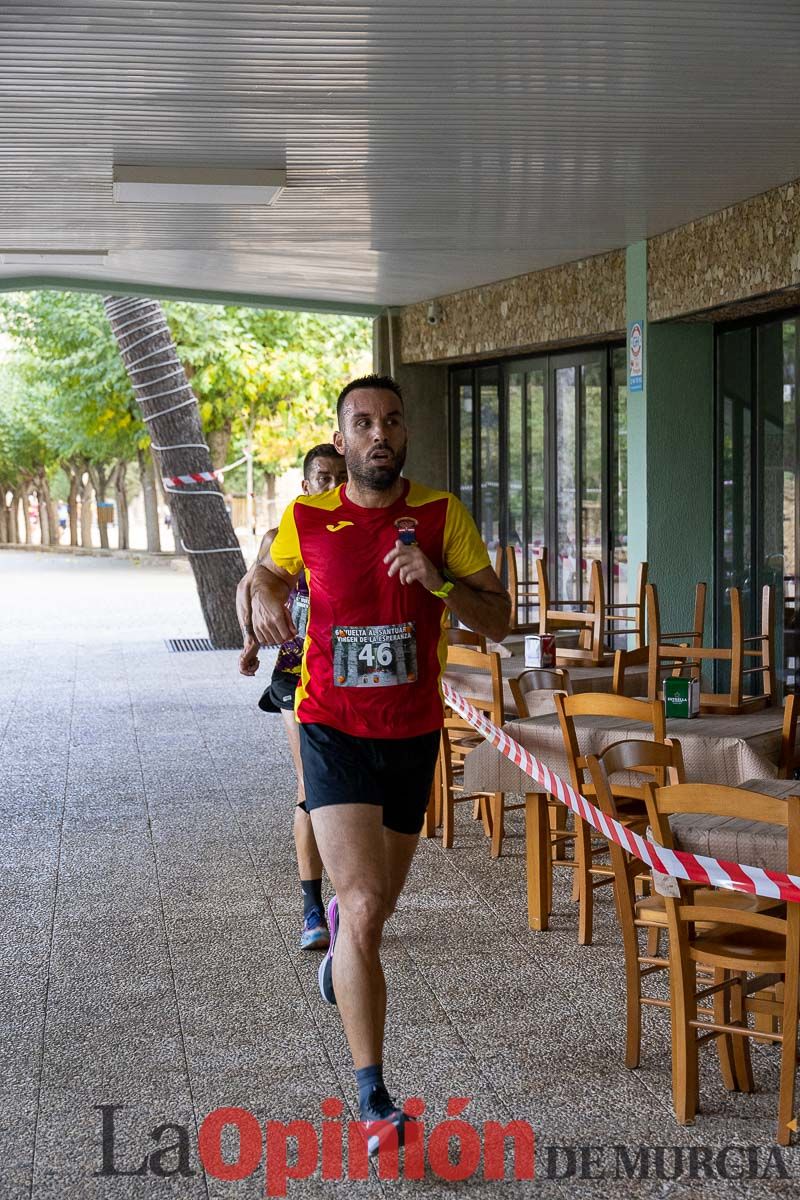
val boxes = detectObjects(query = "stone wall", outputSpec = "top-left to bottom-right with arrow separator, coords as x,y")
648,177 -> 800,322
399,250 -> 625,365
399,174 -> 800,364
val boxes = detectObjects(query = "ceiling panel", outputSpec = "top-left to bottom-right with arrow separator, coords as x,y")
1,1 -> 799,308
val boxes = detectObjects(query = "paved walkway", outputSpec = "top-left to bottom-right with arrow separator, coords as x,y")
2,551 -> 800,1199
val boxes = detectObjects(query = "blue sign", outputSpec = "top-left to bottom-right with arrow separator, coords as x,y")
628,320 -> 644,392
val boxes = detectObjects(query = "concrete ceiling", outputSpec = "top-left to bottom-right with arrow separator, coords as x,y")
2,1 -> 800,311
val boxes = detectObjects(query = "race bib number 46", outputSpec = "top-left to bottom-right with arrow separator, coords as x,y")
332,622 -> 418,687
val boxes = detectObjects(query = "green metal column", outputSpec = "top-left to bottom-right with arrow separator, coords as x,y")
626,242 -> 715,632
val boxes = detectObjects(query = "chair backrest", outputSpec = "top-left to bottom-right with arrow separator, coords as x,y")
605,561 -> 648,650
493,544 -> 504,581
643,781 -> 800,942
780,692 -> 799,780
646,580 -> 707,700
632,561 -> 648,644
586,739 -> 688,979
510,667 -> 572,718
446,627 -> 488,652
553,690 -> 666,792
444,644 -> 504,726
505,545 -> 542,629
587,737 -> 685,815
535,549 -> 550,631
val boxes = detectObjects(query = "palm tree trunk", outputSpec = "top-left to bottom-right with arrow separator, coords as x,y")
103,295 -> 245,647
137,446 -> 161,553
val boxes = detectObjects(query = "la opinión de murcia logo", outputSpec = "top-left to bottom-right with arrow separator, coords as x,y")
95,1098 -> 535,1194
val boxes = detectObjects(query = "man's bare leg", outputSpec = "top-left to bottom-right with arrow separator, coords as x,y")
280,710 -> 323,880
384,827 -> 420,915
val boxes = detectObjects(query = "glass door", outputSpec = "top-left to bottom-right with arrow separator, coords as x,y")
716,315 -> 799,693
549,350 -> 607,604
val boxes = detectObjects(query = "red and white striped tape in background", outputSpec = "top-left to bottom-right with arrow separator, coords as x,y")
441,681 -> 800,906
162,471 -> 219,487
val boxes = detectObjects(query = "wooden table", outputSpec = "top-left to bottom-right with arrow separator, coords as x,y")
462,706 -> 786,931
669,776 -> 799,875
444,653 -> 649,717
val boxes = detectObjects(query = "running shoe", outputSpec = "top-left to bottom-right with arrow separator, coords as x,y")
360,1084 -> 409,1157
299,907 -> 330,951
317,894 -> 339,1004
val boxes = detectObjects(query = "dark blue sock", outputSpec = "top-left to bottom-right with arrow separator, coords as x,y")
300,878 -> 323,920
355,1063 -> 384,1114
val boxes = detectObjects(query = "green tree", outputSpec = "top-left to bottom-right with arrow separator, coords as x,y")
0,291 -> 148,548
165,304 -> 371,534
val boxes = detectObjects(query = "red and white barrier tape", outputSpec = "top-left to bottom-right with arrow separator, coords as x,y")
163,471 -> 218,487
441,681 -> 800,905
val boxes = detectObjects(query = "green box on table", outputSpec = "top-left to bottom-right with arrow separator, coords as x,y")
663,677 -> 700,719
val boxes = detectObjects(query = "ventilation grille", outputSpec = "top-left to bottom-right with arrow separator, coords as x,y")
166,637 -> 215,653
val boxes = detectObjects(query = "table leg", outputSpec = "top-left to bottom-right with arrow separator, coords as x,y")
525,791 -> 550,931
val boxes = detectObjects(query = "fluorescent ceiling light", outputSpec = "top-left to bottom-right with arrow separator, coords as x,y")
113,166 -> 285,205
0,250 -> 108,266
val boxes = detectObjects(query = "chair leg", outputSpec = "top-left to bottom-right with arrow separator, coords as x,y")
713,968 -> 737,1092
777,962 -> 799,1146
490,793 -> 504,858
574,816 -> 594,946
670,954 -> 699,1125
545,826 -> 553,917
647,926 -> 661,958
421,757 -> 439,838
729,971 -> 754,1093
619,914 -> 642,1070
442,778 -> 454,850
477,795 -> 493,838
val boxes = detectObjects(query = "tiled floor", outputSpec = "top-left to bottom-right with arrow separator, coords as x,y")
2,550 -> 800,1198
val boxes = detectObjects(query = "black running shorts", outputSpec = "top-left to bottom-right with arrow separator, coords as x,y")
258,669 -> 299,714
298,722 -> 441,835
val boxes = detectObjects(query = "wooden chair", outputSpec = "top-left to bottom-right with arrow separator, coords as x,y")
446,627 -> 488,652
553,691 -> 667,945
587,742 -> 778,1073
604,561 -> 648,650
644,781 -> 800,1145
613,578 -> 705,696
646,582 -> 775,714
536,549 -> 607,666
511,668 -> 573,910
436,644 -> 509,856
509,667 -> 572,717
779,692 -> 799,779
586,738 -> 684,1067
504,546 -> 542,633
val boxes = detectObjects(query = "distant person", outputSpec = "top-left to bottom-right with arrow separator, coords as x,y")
237,444 -> 347,949
57,502 -> 68,539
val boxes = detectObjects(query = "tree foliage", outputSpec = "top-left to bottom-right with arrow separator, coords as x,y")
163,303 -> 371,477
0,291 -> 372,495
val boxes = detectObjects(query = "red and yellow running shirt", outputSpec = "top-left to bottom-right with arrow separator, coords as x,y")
270,478 -> 490,739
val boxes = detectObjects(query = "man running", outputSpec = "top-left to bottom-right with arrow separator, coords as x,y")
237,443 -> 347,949
249,375 -> 510,1150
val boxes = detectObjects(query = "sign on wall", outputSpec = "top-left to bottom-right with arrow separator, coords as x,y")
628,320 -> 644,392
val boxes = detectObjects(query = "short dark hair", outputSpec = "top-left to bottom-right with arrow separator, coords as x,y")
336,374 -> 403,426
303,442 -> 343,480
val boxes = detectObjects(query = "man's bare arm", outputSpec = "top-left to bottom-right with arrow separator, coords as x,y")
237,530 -> 285,676
438,566 -> 511,643
236,528 -> 277,638
384,543 -> 510,643
250,554 -> 302,646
